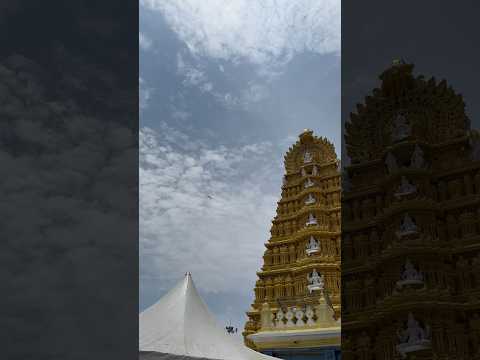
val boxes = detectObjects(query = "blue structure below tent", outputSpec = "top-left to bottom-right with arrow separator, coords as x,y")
262,347 -> 341,360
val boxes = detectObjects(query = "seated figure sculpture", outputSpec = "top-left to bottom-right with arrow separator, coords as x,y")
392,112 -> 411,142
303,151 -> 313,163
301,167 -> 307,177
307,269 -> 324,293
396,313 -> 431,358
394,176 -> 417,198
396,213 -> 418,238
306,236 -> 320,255
305,193 -> 316,205
396,259 -> 424,288
305,213 -> 318,226
304,178 -> 314,188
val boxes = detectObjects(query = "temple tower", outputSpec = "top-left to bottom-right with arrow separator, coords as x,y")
342,61 -> 480,359
244,129 -> 341,359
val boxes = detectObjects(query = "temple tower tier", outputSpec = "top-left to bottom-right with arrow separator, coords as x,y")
243,129 -> 341,359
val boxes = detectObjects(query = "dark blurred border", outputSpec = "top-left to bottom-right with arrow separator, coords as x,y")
1,1 -> 138,359
342,1 -> 480,358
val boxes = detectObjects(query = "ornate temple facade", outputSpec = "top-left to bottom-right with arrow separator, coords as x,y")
244,130 -> 341,360
342,61 -> 480,359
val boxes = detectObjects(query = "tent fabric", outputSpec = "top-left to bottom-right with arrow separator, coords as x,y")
139,273 -> 278,360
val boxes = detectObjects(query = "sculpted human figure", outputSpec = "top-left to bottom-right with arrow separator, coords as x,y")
306,213 -> 318,226
401,259 -> 423,282
305,193 -> 315,205
392,111 -> 411,141
306,236 -> 320,254
308,269 -> 324,289
303,151 -> 313,163
395,176 -> 417,197
398,213 -> 417,235
304,178 -> 314,188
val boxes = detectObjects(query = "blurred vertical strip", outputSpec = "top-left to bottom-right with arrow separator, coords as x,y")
0,1 -> 139,359
342,1 -> 480,358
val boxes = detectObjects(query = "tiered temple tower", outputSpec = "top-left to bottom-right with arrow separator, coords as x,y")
342,61 -> 480,359
244,129 -> 341,359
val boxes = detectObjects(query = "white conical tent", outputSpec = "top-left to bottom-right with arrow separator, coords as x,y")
139,273 -> 279,360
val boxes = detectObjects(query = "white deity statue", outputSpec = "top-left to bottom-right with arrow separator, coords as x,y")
392,111 -> 411,142
397,259 -> 424,288
301,167 -> 307,177
394,176 -> 417,198
307,269 -> 324,293
396,313 -> 431,358
410,145 -> 425,169
306,236 -> 320,255
275,309 -> 285,328
303,151 -> 313,163
305,193 -> 316,205
304,178 -> 314,188
306,213 -> 318,226
386,152 -> 399,173
396,213 -> 418,238
312,165 -> 318,176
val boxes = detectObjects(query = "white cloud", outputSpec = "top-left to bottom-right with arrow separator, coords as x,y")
139,77 -> 152,110
142,0 -> 340,69
140,124 -> 283,295
139,32 -> 153,50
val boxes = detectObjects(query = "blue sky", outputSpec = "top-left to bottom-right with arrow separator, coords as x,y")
139,0 -> 340,330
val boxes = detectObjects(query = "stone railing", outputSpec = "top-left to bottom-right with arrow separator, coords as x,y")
259,299 -> 338,331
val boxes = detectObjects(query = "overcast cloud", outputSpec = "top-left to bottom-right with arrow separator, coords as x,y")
140,0 -> 341,329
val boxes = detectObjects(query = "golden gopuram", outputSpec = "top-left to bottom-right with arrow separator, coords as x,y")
342,61 -> 480,359
244,129 -> 341,360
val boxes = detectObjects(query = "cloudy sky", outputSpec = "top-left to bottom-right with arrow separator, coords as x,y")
139,0 -> 340,329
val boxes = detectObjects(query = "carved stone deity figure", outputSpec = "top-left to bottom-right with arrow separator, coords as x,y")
410,144 -> 425,169
396,313 -> 431,358
304,178 -> 314,188
386,152 -> 399,173
306,236 -> 320,255
312,165 -> 318,176
306,213 -> 318,226
392,111 -> 411,142
397,259 -> 424,288
401,259 -> 423,281
303,151 -> 313,163
400,313 -> 429,344
301,167 -> 307,177
394,176 -> 417,197
307,269 -> 325,293
396,213 -> 418,238
305,193 -> 316,205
